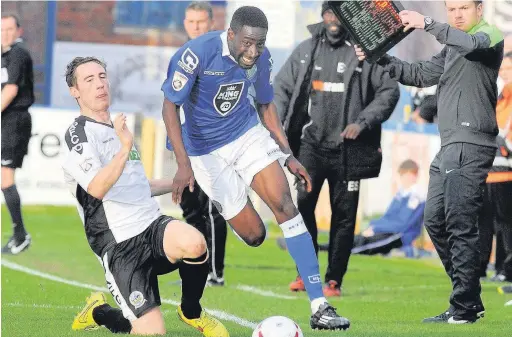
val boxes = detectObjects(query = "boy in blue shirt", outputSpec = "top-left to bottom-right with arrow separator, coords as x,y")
161,6 -> 349,331
351,160 -> 425,256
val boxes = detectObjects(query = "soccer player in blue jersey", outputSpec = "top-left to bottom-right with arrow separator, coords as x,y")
161,6 -> 350,330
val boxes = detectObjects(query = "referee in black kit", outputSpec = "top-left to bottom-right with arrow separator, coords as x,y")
1,14 -> 34,255
355,0 -> 504,324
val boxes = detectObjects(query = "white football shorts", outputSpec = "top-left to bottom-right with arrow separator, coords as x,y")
189,124 -> 289,220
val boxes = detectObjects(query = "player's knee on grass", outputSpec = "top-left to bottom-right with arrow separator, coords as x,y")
163,220 -> 207,263
130,307 -> 166,335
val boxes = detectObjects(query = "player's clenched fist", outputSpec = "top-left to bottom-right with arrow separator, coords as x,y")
354,45 -> 366,62
113,113 -> 133,151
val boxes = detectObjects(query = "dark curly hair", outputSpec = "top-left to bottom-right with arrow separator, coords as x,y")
230,6 -> 268,33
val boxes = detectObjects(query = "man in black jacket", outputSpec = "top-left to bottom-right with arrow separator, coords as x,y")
274,1 -> 399,297
355,0 -> 504,324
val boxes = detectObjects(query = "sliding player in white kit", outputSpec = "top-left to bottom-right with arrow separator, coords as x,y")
62,56 -> 229,336
162,6 -> 350,330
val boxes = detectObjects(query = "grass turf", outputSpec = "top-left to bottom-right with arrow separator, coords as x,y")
1,205 -> 510,336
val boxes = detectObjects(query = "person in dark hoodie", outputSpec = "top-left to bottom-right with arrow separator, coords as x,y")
273,1 -> 399,297
356,0 -> 504,325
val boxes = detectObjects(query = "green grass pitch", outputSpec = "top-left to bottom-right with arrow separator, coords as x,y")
1,205 -> 511,336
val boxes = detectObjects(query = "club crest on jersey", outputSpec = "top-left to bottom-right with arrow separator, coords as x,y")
129,291 -> 146,309
178,48 -> 199,74
213,81 -> 244,116
172,71 -> 188,91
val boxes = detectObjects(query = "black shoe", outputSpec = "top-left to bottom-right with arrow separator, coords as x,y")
310,303 -> 350,330
422,309 -> 452,323
1,234 -> 31,255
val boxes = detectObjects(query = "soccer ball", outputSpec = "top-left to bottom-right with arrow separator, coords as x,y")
252,316 -> 303,337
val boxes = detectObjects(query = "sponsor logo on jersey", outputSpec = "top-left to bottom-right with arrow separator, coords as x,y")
129,147 -> 141,161
172,71 -> 188,91
67,121 -> 88,154
178,48 -> 199,74
213,81 -> 245,116
204,70 -> 225,76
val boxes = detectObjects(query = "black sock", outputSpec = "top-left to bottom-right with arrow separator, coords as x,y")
2,185 -> 27,239
92,304 -> 132,334
179,250 -> 209,319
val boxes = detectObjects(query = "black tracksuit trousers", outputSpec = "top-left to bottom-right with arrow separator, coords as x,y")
180,181 -> 227,278
479,181 -> 512,281
423,142 -> 495,320
297,143 -> 360,285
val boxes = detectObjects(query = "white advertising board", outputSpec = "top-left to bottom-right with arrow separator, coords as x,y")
51,42 -> 178,118
1,107 -> 135,206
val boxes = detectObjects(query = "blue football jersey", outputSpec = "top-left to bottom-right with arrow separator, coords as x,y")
162,30 -> 274,156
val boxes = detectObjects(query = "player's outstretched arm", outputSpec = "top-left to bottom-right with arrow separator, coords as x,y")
355,45 -> 445,88
87,114 -> 133,200
162,99 -> 194,204
149,179 -> 174,197
399,10 -> 503,56
257,102 -> 312,192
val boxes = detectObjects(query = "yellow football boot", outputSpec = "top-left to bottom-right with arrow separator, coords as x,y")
177,305 -> 229,337
72,292 -> 107,331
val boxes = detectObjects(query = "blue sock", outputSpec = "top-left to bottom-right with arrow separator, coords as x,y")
280,214 -> 324,302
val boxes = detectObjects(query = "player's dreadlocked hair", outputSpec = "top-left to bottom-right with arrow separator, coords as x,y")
65,56 -> 106,87
230,6 -> 268,33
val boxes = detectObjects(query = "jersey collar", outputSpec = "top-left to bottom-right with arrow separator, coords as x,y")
220,31 -> 237,63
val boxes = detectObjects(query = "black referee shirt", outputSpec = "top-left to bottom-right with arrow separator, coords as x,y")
1,42 -> 35,116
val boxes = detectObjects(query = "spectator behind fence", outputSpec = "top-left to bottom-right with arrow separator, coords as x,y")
318,160 -> 425,257
273,1 -> 399,298
1,13 -> 34,255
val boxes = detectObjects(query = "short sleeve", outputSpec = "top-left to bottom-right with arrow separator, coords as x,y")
254,49 -> 274,105
62,123 -> 102,192
161,44 -> 202,106
4,48 -> 26,85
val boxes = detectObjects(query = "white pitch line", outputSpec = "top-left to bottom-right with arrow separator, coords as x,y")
1,259 -> 257,329
4,302 -> 81,310
235,285 -> 299,300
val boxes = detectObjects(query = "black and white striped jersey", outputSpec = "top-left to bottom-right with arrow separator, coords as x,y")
62,115 -> 161,255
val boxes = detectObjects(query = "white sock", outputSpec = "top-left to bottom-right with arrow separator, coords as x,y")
311,297 -> 328,314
